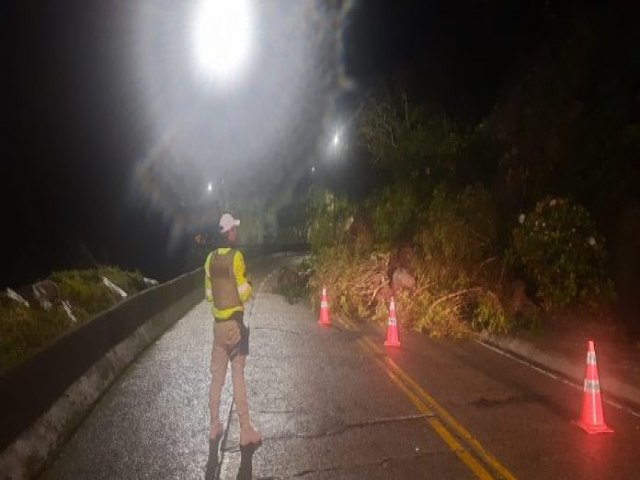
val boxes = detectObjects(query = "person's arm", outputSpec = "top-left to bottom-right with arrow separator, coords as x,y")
233,251 -> 252,303
204,253 -> 213,303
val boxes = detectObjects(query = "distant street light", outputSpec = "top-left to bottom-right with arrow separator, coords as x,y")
207,181 -> 213,193
192,0 -> 252,83
328,125 -> 346,157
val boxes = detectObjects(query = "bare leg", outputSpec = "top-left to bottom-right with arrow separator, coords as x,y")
209,332 -> 229,439
230,354 -> 262,445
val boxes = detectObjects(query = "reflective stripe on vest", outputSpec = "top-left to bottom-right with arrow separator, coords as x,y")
584,379 -> 601,393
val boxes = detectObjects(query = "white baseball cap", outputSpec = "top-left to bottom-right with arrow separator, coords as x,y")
219,213 -> 240,233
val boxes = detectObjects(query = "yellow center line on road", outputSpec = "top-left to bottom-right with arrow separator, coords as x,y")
357,337 -> 495,480
341,317 -> 517,480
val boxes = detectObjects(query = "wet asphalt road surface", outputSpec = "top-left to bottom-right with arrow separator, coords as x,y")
39,255 -> 640,479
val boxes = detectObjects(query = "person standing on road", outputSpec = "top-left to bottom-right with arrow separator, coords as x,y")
204,213 -> 262,447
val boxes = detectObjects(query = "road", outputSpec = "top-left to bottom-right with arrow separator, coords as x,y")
39,255 -> 640,479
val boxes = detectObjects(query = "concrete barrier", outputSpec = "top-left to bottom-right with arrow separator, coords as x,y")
0,268 -> 205,480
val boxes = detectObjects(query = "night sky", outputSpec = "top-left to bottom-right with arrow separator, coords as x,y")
0,0 -> 565,287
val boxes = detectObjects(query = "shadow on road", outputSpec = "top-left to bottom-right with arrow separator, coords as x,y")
205,439 -> 261,480
237,443 -> 261,480
204,437 -> 221,480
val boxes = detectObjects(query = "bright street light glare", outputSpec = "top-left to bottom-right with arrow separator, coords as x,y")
332,132 -> 340,147
207,182 -> 213,192
192,0 -> 252,82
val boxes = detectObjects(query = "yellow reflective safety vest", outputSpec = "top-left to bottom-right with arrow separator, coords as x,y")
204,248 -> 252,320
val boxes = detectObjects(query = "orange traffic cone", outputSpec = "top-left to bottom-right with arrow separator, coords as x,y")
573,340 -> 613,434
384,297 -> 401,347
318,286 -> 331,326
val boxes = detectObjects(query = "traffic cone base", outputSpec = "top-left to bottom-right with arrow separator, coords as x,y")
572,419 -> 613,435
384,336 -> 401,347
384,297 -> 400,347
318,286 -> 331,326
573,341 -> 613,434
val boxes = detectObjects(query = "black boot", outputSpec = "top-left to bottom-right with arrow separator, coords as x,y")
237,442 -> 260,480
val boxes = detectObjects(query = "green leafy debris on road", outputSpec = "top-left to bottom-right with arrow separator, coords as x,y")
276,258 -> 313,305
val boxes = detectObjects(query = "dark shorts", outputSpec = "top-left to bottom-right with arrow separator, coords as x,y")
229,311 -> 250,360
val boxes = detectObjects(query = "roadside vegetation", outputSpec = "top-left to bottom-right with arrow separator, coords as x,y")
277,9 -> 639,338
276,258 -> 313,305
293,6 -> 640,339
305,179 -> 614,337
0,267 -> 152,373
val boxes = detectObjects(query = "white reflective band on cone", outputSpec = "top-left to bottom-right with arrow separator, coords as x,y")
584,379 -> 600,393
586,351 -> 597,365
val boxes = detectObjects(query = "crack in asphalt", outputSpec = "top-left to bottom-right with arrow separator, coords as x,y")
471,393 -> 540,408
289,450 -> 436,478
224,413 -> 435,447
251,354 -> 348,359
251,326 -> 310,336
290,458 -> 392,478
255,409 -> 299,414
308,412 -> 433,438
